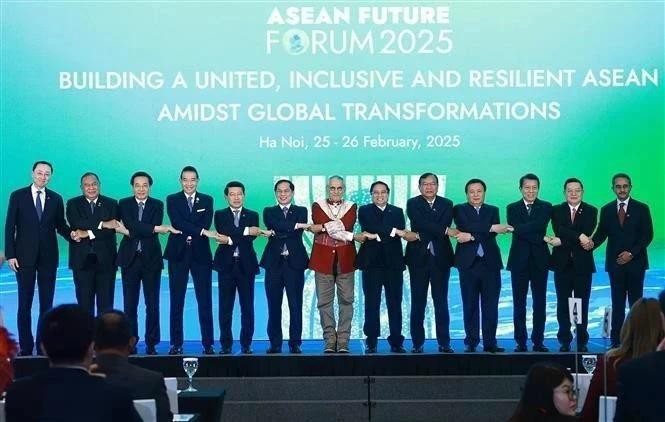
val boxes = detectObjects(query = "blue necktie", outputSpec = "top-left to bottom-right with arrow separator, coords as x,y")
137,202 -> 144,251
233,209 -> 240,256
476,207 -> 484,257
188,196 -> 193,212
90,200 -> 95,215
427,201 -> 435,256
35,191 -> 43,221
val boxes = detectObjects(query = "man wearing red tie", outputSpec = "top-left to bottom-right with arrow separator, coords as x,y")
591,173 -> 653,347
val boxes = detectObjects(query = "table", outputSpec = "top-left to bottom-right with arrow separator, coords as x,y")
178,389 -> 225,422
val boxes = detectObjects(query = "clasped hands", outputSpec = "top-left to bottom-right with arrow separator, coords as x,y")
543,233 -> 595,251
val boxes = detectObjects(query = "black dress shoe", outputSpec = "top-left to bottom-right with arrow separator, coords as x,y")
219,347 -> 232,355
483,346 -> 505,353
289,345 -> 302,354
146,346 -> 158,355
559,344 -> 571,352
17,350 -> 32,357
411,345 -> 424,353
203,346 -> 215,355
464,345 -> 476,353
578,345 -> 589,353
390,345 -> 406,353
533,345 -> 550,353
168,346 -> 183,355
514,344 -> 528,353
129,347 -> 138,355
266,346 -> 282,354
241,346 -> 253,354
365,345 -> 377,354
438,345 -> 454,353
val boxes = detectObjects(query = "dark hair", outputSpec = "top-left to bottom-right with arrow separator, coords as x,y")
32,160 -> 53,172
39,304 -> 94,364
130,171 -> 153,186
612,173 -> 632,187
370,181 -> 390,194
659,290 -> 665,315
465,178 -> 486,193
274,179 -> 294,192
94,310 -> 132,350
180,166 -> 199,179
80,172 -> 100,184
418,173 -> 438,185
563,177 -> 583,191
509,362 -> 575,421
224,180 -> 245,195
520,173 -> 540,188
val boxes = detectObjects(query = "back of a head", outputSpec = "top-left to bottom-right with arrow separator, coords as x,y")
659,289 -> 665,316
509,362 -> 573,421
94,310 -> 132,353
39,304 -> 94,365
609,297 -> 665,362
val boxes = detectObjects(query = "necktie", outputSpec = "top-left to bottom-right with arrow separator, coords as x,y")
427,201 -> 435,256
35,191 -> 43,221
476,207 -> 484,257
526,203 -> 532,216
282,206 -> 289,218
618,202 -> 626,227
90,200 -> 95,215
188,196 -> 194,212
137,202 -> 144,251
571,207 -> 577,223
281,207 -> 289,255
232,209 -> 240,256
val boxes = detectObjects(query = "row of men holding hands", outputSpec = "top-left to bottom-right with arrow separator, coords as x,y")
5,162 -> 652,356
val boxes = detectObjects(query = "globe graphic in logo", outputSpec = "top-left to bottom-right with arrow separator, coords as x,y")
282,29 -> 309,55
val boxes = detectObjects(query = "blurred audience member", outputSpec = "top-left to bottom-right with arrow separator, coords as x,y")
509,362 -> 578,421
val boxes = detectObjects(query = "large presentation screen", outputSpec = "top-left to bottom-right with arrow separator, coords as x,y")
1,1 -> 663,341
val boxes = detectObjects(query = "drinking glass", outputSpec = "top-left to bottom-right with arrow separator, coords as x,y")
182,357 -> 199,392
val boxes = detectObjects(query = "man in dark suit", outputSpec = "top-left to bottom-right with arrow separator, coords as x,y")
116,171 -> 180,355
506,173 -> 552,353
405,173 -> 457,353
164,166 -> 217,355
591,173 -> 654,347
4,304 -> 141,422
547,177 -> 597,352
66,172 -> 119,316
213,181 -> 260,354
454,179 -> 512,353
4,161 -> 71,356
356,181 -> 407,354
260,179 -> 310,354
614,289 -> 665,422
93,310 -> 173,422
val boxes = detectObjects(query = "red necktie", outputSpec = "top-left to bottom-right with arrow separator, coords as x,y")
618,203 -> 626,227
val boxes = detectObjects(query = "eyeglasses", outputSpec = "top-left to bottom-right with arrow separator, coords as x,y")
554,387 -> 577,399
614,184 -> 630,189
328,187 -> 344,192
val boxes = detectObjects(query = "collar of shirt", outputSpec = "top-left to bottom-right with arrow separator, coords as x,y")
568,203 -> 580,212
327,199 -> 342,206
50,364 -> 89,372
184,192 -> 196,202
31,184 -> 44,196
278,204 -> 291,210
376,204 -> 386,211
88,198 -> 97,206
617,197 -> 630,209
523,200 -> 534,208
135,197 -> 147,205
231,207 -> 243,213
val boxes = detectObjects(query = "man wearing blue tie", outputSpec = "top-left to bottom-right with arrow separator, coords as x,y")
260,180 -> 310,354
4,161 -> 71,356
453,179 -> 512,353
164,166 -> 217,355
213,181 -> 260,354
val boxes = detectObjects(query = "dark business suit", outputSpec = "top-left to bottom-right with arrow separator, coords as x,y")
592,198 -> 653,344
4,185 -> 70,353
454,203 -> 503,349
260,204 -> 309,349
4,367 -> 141,422
66,194 -> 119,316
213,207 -> 260,349
117,197 -> 164,348
163,192 -> 214,348
93,353 -> 173,422
356,203 -> 406,348
615,351 -> 665,422
550,201 -> 597,347
506,198 -> 552,348
405,195 -> 455,349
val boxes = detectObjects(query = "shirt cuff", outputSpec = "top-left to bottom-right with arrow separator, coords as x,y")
199,228 -> 205,236
227,237 -> 234,246
87,230 -> 95,240
97,221 -> 104,230
342,231 -> 353,242
243,227 -> 249,236
376,234 -> 382,242
390,228 -> 397,237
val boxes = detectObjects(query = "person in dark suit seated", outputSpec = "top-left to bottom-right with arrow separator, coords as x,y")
453,179 -> 512,353
92,310 -> 173,422
260,179 -> 310,354
615,290 -> 665,422
591,173 -> 654,347
164,166 -> 217,355
356,181 -> 407,354
213,181 -> 260,354
4,161 -> 71,356
405,173 -> 457,354
546,177 -> 597,353
506,173 -> 552,353
4,304 -> 141,422
116,171 -> 180,355
580,297 -> 664,422
509,362 -> 578,421
66,172 -> 119,316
